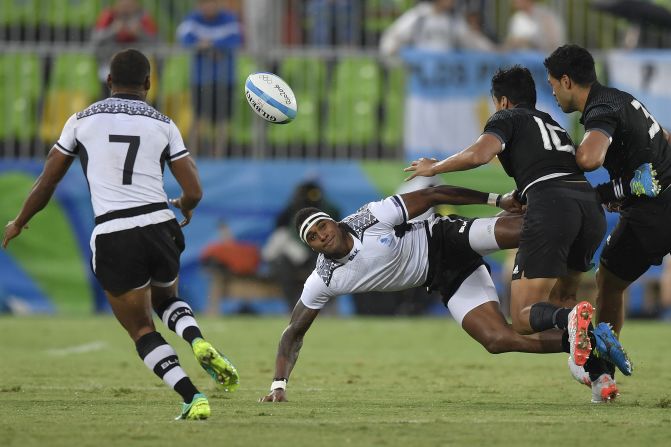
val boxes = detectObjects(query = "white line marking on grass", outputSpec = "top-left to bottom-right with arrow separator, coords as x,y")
46,341 -> 107,356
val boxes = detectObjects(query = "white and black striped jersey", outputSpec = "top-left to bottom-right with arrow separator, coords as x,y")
483,104 -> 585,197
300,195 -> 431,310
55,95 -> 188,234
581,82 -> 671,190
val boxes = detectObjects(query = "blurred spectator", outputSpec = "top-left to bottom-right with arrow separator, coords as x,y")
620,0 -> 671,49
379,0 -> 495,61
177,0 -> 243,157
91,0 -> 158,96
305,0 -> 362,47
200,221 -> 267,315
364,0 -> 414,46
504,0 -> 566,54
262,180 -> 341,309
243,0 -> 284,54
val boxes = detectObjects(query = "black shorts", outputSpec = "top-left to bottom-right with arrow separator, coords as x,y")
601,188 -> 671,282
424,215 -> 486,305
513,180 -> 606,280
192,82 -> 233,123
92,219 -> 185,294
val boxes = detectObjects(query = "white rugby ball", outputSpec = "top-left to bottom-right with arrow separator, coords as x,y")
245,72 -> 297,124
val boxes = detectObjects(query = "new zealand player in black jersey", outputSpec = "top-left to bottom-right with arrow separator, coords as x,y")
544,44 -> 671,399
404,66 -> 631,402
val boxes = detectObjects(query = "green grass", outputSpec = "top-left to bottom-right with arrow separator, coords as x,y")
1,316 -> 670,446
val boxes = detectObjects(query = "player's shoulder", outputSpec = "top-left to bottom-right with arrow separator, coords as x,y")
76,98 -> 171,124
584,83 -> 632,120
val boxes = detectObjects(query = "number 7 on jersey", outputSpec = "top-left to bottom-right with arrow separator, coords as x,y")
109,135 -> 140,185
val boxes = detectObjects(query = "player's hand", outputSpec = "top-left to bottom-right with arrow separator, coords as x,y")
498,192 -> 526,214
2,220 -> 28,249
169,197 -> 193,227
403,157 -> 438,181
259,389 -> 288,402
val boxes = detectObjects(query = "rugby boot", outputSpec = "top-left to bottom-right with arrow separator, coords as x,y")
192,338 -> 240,391
630,162 -> 660,197
591,374 -> 619,403
567,301 -> 593,366
176,393 -> 210,420
593,322 -> 633,376
567,355 -> 591,387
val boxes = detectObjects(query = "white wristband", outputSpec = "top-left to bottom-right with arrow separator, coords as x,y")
270,379 -> 287,391
487,193 -> 501,207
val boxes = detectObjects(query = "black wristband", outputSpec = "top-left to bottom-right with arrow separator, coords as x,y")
495,194 -> 502,207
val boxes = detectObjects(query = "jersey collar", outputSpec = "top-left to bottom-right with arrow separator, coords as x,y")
111,93 -> 144,101
579,81 -> 604,125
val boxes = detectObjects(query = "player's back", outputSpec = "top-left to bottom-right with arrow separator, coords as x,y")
582,83 -> 671,189
58,96 -> 189,218
484,105 -> 584,197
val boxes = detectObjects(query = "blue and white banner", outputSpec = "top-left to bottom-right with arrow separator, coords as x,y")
400,50 -> 569,159
606,50 -> 671,130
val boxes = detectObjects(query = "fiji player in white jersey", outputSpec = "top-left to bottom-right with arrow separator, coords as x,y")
2,49 -> 237,420
260,185 -> 614,402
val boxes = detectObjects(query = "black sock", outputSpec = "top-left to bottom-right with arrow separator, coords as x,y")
529,302 -> 561,332
552,308 -> 571,330
561,330 -> 570,353
135,331 -> 199,403
154,298 -> 204,344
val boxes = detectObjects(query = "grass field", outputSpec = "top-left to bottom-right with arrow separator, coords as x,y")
1,316 -> 670,447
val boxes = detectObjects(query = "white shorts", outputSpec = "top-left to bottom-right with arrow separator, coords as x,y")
447,265 -> 500,326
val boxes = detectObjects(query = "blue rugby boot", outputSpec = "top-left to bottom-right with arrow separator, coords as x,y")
630,162 -> 660,197
593,322 -> 633,376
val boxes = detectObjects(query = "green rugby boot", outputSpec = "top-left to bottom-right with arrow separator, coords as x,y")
176,393 -> 210,420
192,338 -> 239,392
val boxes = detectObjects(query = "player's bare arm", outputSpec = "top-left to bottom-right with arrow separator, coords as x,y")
403,134 -> 502,181
400,185 -> 524,220
260,301 -> 320,403
168,155 -> 202,227
2,147 -> 74,249
575,130 -> 610,171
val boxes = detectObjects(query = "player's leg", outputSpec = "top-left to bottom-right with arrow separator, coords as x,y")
452,266 -> 565,354
152,282 -> 240,392
595,265 -> 629,335
106,286 -> 209,420
94,225 -> 210,419
147,220 -> 239,391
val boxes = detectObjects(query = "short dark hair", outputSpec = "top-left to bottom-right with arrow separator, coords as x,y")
294,207 -> 323,238
543,44 -> 596,86
490,65 -> 537,106
110,49 -> 150,87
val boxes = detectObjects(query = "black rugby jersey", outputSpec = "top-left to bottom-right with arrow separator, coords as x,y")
581,82 -> 671,189
483,104 -> 584,196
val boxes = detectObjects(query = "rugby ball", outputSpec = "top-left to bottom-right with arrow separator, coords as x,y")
245,72 -> 298,124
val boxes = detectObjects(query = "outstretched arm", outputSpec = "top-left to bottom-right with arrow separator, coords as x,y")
3,147 -> 74,248
259,300 -> 321,402
400,185 -> 523,220
403,134 -> 502,181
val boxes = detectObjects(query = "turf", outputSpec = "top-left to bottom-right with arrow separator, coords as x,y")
1,316 -> 670,447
